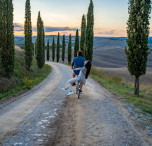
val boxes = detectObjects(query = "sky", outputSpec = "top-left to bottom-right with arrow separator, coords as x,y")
13,0 -> 152,37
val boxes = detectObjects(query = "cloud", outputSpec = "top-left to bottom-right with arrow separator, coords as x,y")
97,30 -> 116,35
44,27 -> 77,32
94,28 -> 127,37
14,23 -> 24,31
14,23 -> 78,33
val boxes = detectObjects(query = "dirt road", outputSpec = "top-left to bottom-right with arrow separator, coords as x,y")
0,62 -> 151,146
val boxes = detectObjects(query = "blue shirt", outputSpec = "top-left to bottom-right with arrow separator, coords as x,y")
72,56 -> 85,75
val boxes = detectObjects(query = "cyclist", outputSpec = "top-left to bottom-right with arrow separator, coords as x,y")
72,50 -> 85,91
61,60 -> 92,96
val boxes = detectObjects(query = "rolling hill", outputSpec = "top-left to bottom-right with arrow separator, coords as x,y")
15,36 -> 152,69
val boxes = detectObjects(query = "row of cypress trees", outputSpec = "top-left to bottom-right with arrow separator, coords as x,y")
0,0 -> 46,78
81,0 -> 94,61
0,0 -> 93,77
25,0 -> 94,67
24,0 -> 46,70
25,0 -> 46,70
45,0 -> 94,63
24,0 -> 47,70
74,0 -> 94,61
29,0 -> 94,68
46,33 -> 72,64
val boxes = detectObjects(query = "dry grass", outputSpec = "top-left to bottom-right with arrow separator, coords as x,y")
95,67 -> 152,86
90,66 -> 152,115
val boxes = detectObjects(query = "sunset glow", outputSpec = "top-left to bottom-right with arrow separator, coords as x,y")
13,0 -> 152,37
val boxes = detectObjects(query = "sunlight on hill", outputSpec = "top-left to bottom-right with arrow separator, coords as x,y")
15,45 -> 25,57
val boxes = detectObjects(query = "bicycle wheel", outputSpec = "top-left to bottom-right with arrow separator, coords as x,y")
77,81 -> 80,99
76,81 -> 78,94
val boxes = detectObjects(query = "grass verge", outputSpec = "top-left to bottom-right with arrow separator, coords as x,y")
0,55 -> 51,100
90,66 -> 152,116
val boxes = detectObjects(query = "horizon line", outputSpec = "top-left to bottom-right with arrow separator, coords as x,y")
14,35 -> 152,38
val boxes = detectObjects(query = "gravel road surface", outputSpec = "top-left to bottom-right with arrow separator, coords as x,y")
0,62 -> 151,146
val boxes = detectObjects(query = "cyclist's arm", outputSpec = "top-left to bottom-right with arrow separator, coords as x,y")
75,67 -> 85,71
74,68 -> 80,70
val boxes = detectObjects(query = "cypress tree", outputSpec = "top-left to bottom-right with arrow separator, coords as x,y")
52,37 -> 55,62
68,34 -> 72,64
42,24 -> 45,66
36,11 -> 43,69
24,0 -> 32,70
125,0 -> 151,95
74,29 -> 79,57
85,0 -> 94,61
62,34 -> 65,62
1,0 -> 14,77
47,39 -> 50,61
56,32 -> 60,62
80,15 -> 86,54
0,0 -> 3,51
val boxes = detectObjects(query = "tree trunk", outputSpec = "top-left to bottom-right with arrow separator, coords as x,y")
134,76 -> 139,96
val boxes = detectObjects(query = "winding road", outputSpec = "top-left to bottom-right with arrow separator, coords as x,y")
0,62 -> 151,146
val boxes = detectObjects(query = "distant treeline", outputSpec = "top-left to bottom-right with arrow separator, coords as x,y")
15,36 -> 152,48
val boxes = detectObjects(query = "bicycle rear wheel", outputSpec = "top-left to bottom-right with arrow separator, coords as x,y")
76,82 -> 78,94
77,81 -> 80,99
76,81 -> 80,99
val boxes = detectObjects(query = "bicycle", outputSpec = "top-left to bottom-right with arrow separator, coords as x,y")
76,80 -> 81,99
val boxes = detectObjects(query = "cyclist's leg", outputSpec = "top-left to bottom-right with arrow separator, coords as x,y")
68,76 -> 80,92
72,71 -> 76,86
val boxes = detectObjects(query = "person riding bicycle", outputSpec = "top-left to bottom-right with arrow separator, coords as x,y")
61,60 -> 92,96
72,50 -> 85,90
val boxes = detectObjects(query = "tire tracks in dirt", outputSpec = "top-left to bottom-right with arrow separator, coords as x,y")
45,73 -> 152,146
